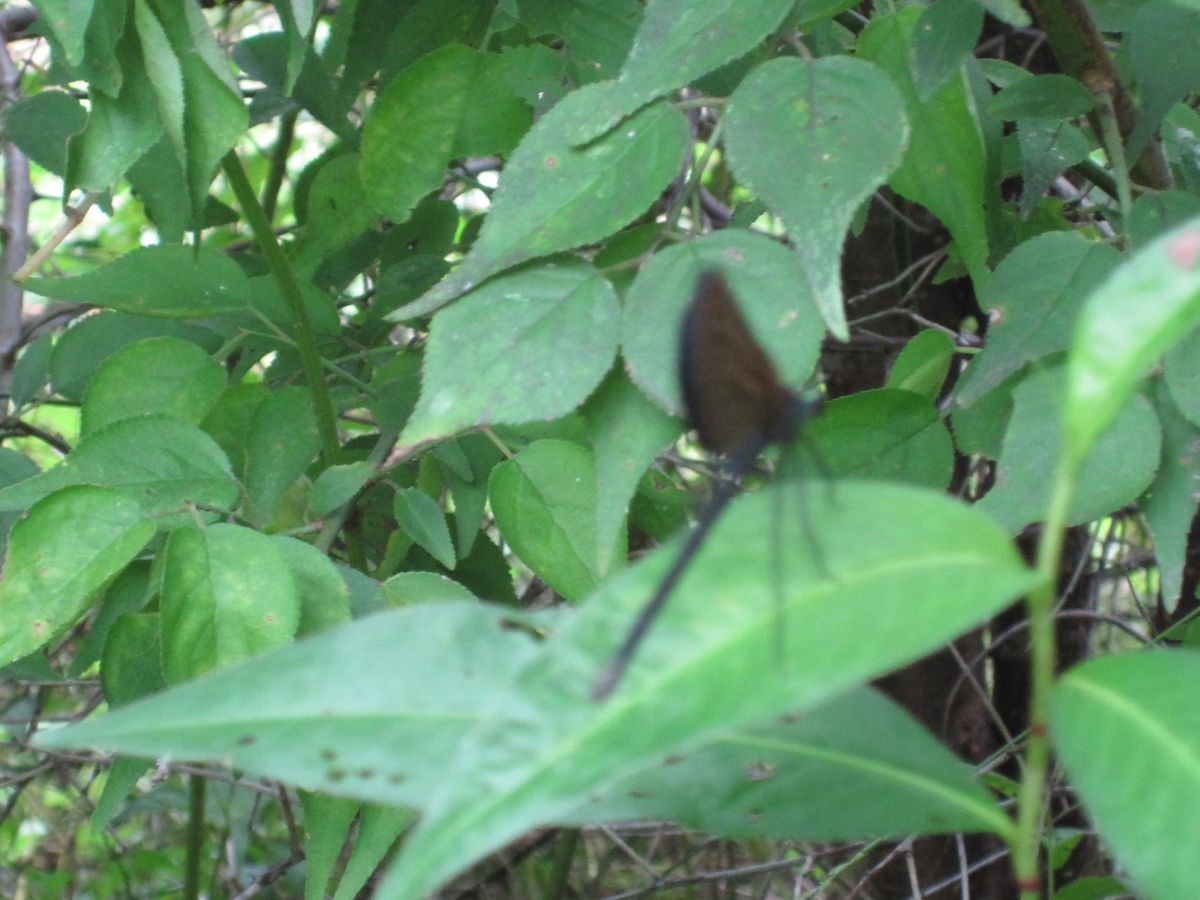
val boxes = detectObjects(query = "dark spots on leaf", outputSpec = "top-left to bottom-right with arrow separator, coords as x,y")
663,754 -> 684,766
327,768 -> 347,782
778,712 -> 799,724
387,773 -> 407,785
320,749 -> 337,761
357,769 -> 375,779
746,808 -> 765,823
628,789 -> 653,799
236,735 -> 257,746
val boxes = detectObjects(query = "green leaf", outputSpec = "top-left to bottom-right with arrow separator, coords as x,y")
81,336 -> 226,435
1065,215 -> 1200,466
243,388 -> 321,528
724,55 -> 909,339
37,0 -> 97,66
955,232 -> 1119,408
361,44 -> 530,223
566,0 -> 795,144
160,524 -> 301,684
493,43 -> 567,113
3,91 -> 88,176
802,389 -> 954,489
515,0 -> 641,84
859,8 -> 989,292
393,488 -> 456,570
979,365 -> 1161,534
0,451 -> 39,559
91,756 -> 153,832
489,439 -> 623,600
0,486 -> 155,667
200,383 -> 271,480
972,0 -> 1029,27
71,562 -> 153,678
400,262 -> 620,447
792,0 -> 858,28
1141,380 -> 1200,612
49,312 -> 223,402
376,480 -> 1037,899
300,792 -> 360,900
293,154 -> 379,273
138,0 -> 249,220
0,416 -> 238,521
126,137 -> 189,242
67,24 -> 164,193
885,329 -> 956,399
1052,650 -> 1200,900
382,571 -> 478,606
1127,3 -> 1200,163
91,609 -> 162,829
37,603 -> 546,803
334,806 -> 415,900
273,536 -> 352,637
28,246 -> 251,318
276,0 -> 316,94
1014,121 -> 1090,219
911,0 -> 984,99
1130,190 -> 1200,250
988,74 -> 1094,122
1165,318 -> 1200,429
233,32 -> 353,140
395,93 -> 689,319
101,612 -> 165,706
581,369 -> 681,574
440,434 -> 504,558
11,332 -> 54,410
572,687 -> 1007,840
309,462 -> 374,518
622,229 -> 825,413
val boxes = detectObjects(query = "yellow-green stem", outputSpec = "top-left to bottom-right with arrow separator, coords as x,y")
221,151 -> 341,464
1012,463 -> 1076,897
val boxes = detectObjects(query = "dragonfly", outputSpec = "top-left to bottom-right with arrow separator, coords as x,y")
593,270 -> 823,700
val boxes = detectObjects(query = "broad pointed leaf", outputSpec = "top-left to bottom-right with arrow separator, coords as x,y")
724,56 -> 909,339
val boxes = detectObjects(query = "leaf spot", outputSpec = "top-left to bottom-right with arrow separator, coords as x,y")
1168,229 -> 1200,269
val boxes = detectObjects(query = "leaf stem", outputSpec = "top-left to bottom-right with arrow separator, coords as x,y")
1012,461 -> 1075,898
183,774 -> 206,900
261,109 -> 298,225
221,150 -> 341,464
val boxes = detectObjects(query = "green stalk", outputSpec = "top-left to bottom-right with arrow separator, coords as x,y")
221,151 -> 341,464
183,774 -> 206,900
1011,462 -> 1076,898
261,109 -> 298,224
541,828 -> 579,899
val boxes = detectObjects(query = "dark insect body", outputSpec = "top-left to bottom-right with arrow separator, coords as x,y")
593,271 -> 821,700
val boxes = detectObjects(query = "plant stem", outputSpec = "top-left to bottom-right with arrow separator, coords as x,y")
1012,464 -> 1075,898
183,774 -> 206,900
542,828 -> 579,899
221,150 -> 342,464
261,109 -> 298,225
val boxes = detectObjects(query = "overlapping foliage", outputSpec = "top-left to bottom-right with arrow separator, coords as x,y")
3,1 -> 1200,897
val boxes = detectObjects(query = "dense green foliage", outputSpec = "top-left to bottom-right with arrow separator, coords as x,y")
2,1 -> 1200,897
